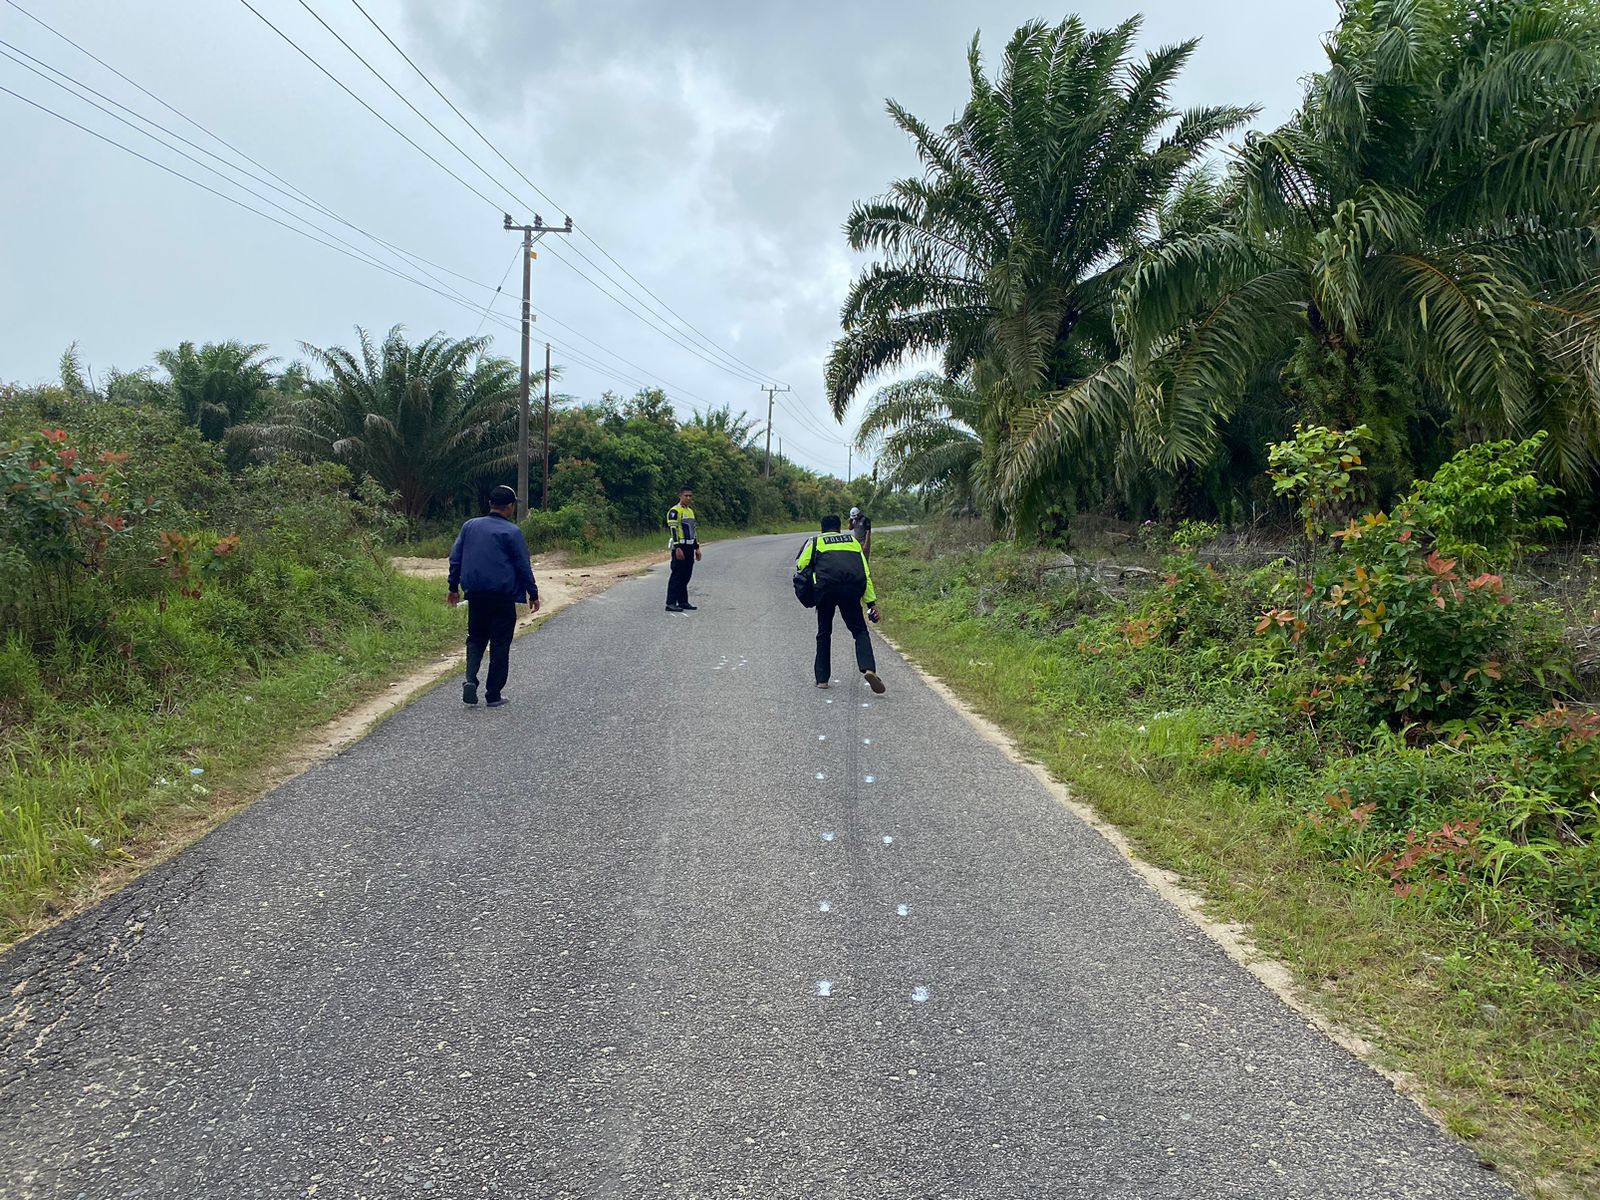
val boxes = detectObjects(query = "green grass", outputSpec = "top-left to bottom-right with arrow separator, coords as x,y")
872,531 -> 1600,1199
0,573 -> 460,946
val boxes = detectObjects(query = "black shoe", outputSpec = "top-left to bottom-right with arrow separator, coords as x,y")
486,696 -> 508,709
679,603 -> 698,611
863,670 -> 886,694
665,603 -> 684,612
462,682 -> 478,705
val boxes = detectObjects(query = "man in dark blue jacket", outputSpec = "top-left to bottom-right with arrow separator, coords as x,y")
447,485 -> 540,708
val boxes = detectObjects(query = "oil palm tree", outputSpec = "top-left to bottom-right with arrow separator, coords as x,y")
250,326 -> 519,519
854,372 -> 990,516
155,341 -> 276,442
1010,0 -> 1600,499
827,16 -> 1251,523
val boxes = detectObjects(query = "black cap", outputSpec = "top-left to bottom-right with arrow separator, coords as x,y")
489,485 -> 517,507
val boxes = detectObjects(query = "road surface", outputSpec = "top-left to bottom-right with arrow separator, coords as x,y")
0,533 -> 1516,1199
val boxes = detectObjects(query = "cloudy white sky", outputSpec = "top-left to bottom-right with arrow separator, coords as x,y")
0,0 -> 1337,477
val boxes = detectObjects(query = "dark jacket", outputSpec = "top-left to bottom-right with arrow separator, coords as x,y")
448,514 -> 539,602
795,532 -> 876,604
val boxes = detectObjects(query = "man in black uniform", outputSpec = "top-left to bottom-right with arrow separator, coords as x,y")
664,486 -> 702,612
795,514 -> 885,693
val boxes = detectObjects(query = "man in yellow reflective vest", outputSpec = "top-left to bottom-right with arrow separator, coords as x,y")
795,514 -> 885,693
664,486 -> 702,612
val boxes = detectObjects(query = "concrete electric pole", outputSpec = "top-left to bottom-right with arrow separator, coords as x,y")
503,213 -> 572,512
760,384 -> 790,479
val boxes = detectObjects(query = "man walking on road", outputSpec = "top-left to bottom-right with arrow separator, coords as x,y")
848,505 -> 873,558
664,486 -> 702,612
447,484 -> 540,708
796,514 -> 885,693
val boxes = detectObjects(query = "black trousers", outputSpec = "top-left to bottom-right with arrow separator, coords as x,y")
666,546 -> 696,606
465,593 -> 518,700
815,591 -> 876,683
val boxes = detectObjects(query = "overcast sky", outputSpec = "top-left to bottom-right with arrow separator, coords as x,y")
0,0 -> 1337,477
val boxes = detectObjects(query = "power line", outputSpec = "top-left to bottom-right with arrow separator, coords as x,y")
248,0 -> 849,450
0,82 -> 684,407
343,0 -> 793,389
473,248 -> 518,338
0,9 -> 725,414
271,0 -> 781,390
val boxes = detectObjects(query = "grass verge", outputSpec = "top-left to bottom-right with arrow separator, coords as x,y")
872,532 -> 1600,1199
0,573 -> 459,948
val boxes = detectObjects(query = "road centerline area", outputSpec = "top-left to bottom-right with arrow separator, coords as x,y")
0,534 -> 1519,1199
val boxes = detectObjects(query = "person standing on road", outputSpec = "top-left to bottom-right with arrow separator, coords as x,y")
795,514 -> 885,693
848,506 -> 873,559
447,484 -> 540,708
664,486 -> 702,612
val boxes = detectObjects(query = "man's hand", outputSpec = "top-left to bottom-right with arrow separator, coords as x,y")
867,604 -> 881,624
673,546 -> 684,561
529,598 -> 541,616
694,547 -> 702,562
447,589 -> 461,608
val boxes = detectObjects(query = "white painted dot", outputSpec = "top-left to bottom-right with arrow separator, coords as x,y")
818,900 -> 832,913
820,831 -> 836,842
882,836 -> 894,845
911,986 -> 929,1003
825,699 -> 834,705
861,702 -> 871,708
815,772 -> 827,781
863,738 -> 872,745
863,775 -> 876,784
896,904 -> 909,917
817,734 -> 827,741
816,980 -> 834,998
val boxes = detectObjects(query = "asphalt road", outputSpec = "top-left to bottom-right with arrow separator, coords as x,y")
1,533 -> 1520,1199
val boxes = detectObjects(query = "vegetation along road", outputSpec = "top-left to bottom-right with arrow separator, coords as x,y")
1,536 -> 1517,1198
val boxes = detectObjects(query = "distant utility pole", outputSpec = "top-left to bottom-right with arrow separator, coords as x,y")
760,384 -> 791,478
847,445 -> 852,484
503,213 -> 572,512
542,342 -> 553,511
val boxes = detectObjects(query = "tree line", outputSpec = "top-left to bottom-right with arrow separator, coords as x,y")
833,0 -> 1600,535
7,326 -> 899,546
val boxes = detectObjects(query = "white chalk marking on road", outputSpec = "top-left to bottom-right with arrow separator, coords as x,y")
863,775 -> 876,783
818,900 -> 832,913
897,904 -> 910,916
863,738 -> 872,745
816,980 -> 835,997
861,702 -> 871,708
815,772 -> 827,781
825,698 -> 834,705
882,835 -> 895,845
820,831 -> 836,842
818,735 -> 827,742
911,985 -> 930,1003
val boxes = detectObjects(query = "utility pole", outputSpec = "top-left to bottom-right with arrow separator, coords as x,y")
503,213 -> 572,512
542,342 -> 552,511
760,384 -> 790,478
847,445 -> 852,484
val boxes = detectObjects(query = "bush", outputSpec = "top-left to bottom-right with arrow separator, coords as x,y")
1258,436 -> 1568,723
521,500 -> 615,553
